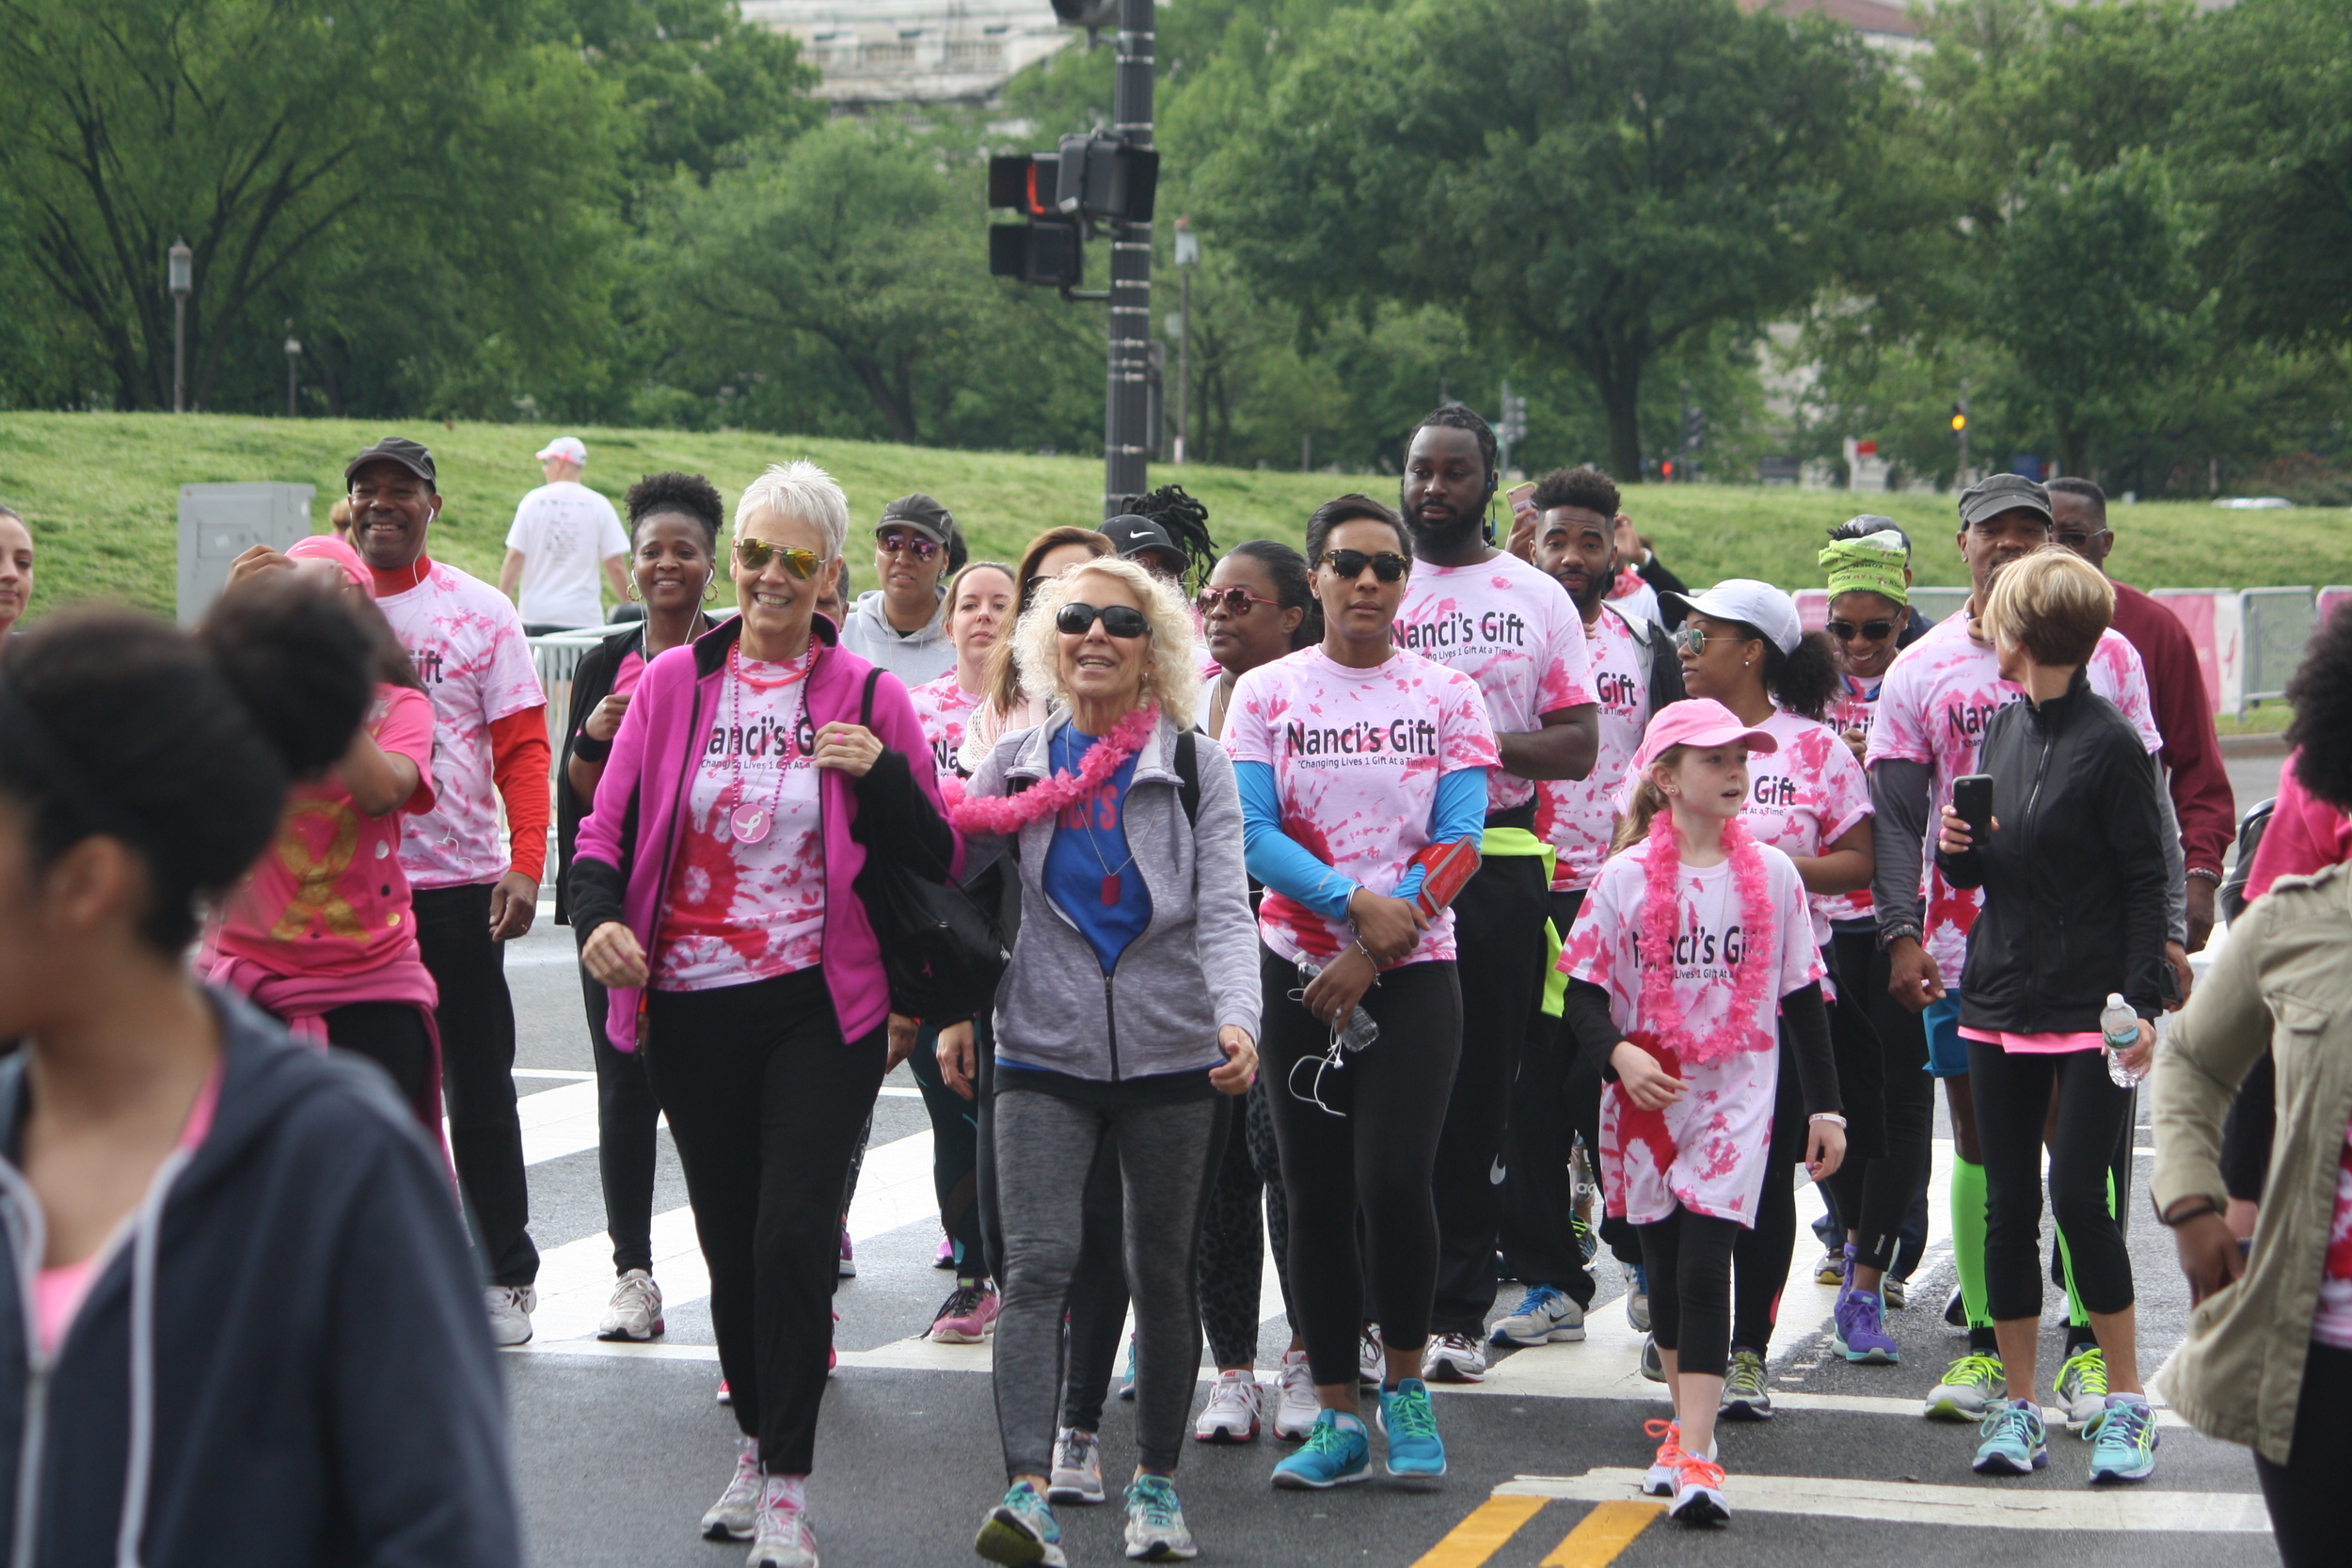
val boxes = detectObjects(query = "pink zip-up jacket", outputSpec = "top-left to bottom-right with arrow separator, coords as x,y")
568,613 -> 959,1048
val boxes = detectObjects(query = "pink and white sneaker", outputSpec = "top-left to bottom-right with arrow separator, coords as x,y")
930,1283 -> 1000,1344
747,1474 -> 818,1567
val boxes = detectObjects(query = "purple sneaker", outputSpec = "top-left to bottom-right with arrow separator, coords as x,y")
1834,1285 -> 1899,1365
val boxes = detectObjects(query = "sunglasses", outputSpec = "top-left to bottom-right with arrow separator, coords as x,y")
1827,618 -> 1898,642
1197,586 -> 1281,617
1672,623 -> 1708,655
876,531 -> 941,560
1056,601 -> 1152,640
734,539 -> 821,579
1319,549 -> 1410,583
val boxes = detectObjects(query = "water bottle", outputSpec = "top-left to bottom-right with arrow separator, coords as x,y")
2100,992 -> 2144,1088
1296,956 -> 1380,1053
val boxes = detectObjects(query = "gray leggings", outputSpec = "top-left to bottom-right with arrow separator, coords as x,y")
993,1087 -> 1219,1477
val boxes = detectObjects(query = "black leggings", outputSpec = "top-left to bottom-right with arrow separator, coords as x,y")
2221,1050 -> 2276,1203
1261,947 -> 1461,1387
413,883 -> 536,1288
1822,933 -> 1936,1275
1637,1207 -> 1741,1381
1730,1044 -> 1803,1354
1198,1083 -> 1295,1368
580,970 -> 660,1275
2256,1342 -> 2352,1567
319,1001 -> 435,1110
910,1021 -> 986,1281
1967,1039 -> 2134,1322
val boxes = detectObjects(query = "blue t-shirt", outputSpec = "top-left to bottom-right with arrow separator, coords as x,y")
1044,724 -> 1153,974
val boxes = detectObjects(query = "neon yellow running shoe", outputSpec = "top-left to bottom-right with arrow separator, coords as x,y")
1924,1353 -> 2007,1421
2055,1346 -> 2109,1434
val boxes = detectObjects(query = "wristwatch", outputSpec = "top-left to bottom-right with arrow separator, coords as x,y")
1877,921 -> 1922,952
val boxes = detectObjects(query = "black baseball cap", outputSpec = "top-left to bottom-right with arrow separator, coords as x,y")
344,436 -> 437,488
1100,514 -> 1184,572
877,493 -> 956,546
1958,473 -> 2052,529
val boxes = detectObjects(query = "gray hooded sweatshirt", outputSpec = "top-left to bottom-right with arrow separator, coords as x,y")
838,589 -> 954,687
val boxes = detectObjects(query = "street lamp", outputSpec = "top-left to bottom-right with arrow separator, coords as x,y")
284,325 -> 303,419
167,238 -> 192,414
1172,218 -> 1198,465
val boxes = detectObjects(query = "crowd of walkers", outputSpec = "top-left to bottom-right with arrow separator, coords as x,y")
0,410 -> 2344,1566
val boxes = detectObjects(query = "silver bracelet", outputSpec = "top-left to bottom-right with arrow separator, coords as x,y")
1809,1112 -> 1848,1127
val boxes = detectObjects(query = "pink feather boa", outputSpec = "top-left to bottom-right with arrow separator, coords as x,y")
942,705 -> 1158,834
1637,807 -> 1777,1067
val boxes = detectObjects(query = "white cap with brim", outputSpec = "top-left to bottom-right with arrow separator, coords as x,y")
1666,578 -> 1804,656
535,436 -> 588,466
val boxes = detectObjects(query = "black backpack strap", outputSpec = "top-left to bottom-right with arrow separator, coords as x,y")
1175,727 -> 1200,827
858,666 -> 882,728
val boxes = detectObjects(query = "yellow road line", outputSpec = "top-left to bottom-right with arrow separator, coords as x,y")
1541,1499 -> 1664,1566
1408,1494 -> 1549,1568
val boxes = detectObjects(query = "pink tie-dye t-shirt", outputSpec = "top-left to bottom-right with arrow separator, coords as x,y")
1742,708 -> 1874,948
1865,612 -> 2160,979
2315,1117 -> 2352,1350
1559,839 -> 1822,1226
906,671 -> 982,782
377,562 -> 548,890
1394,552 -> 1594,815
1819,673 -> 1883,927
1535,606 -> 1659,894
1223,647 -> 1498,966
654,648 -> 825,990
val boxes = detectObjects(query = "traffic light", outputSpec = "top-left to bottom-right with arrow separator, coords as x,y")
1055,134 -> 1160,224
1051,0 -> 1120,23
1950,404 -> 1967,435
988,153 -> 1084,289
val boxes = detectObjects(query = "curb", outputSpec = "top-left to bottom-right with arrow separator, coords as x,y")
2217,733 -> 2287,758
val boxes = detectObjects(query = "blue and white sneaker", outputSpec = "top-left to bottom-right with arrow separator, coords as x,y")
1120,1475 -> 1199,1560
1627,1266 -> 1651,1333
1376,1378 -> 1448,1477
976,1480 -> 1067,1567
2088,1395 -> 2159,1483
1834,1285 -> 1899,1364
1972,1399 -> 2049,1476
1270,1410 -> 1372,1490
1490,1284 -> 1586,1346
1118,1334 -> 1138,1401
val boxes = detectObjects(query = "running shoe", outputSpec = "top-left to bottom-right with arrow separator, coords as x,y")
2087,1395 -> 2159,1483
1490,1284 -> 1587,1346
1833,1286 -> 1899,1365
1046,1428 -> 1104,1506
1883,1275 -> 1909,1311
1571,1213 -> 1599,1266
485,1284 -> 535,1347
2054,1346 -> 2110,1433
1943,1285 -> 1967,1329
1121,1475 -> 1198,1561
976,1480 -> 1067,1568
599,1269 -> 664,1341
1641,1418 -> 1719,1497
936,1233 -> 958,1270
1194,1370 -> 1263,1444
1118,1335 -> 1138,1401
1667,1451 -> 1729,1526
1375,1378 -> 1447,1477
1924,1352 -> 2007,1421
1719,1348 -> 1772,1420
1358,1324 -> 1384,1386
1813,1249 -> 1847,1287
1972,1399 -> 2049,1476
1421,1331 -> 1488,1384
1274,1351 -> 1319,1440
747,1478 -> 818,1568
1626,1266 -> 1651,1334
717,1378 -> 732,1406
701,1437 -> 763,1541
837,1227 -> 855,1279
930,1283 -> 1001,1344
1270,1410 -> 1372,1490
1639,1334 -> 1664,1383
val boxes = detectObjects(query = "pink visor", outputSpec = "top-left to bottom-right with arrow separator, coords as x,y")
286,532 -> 371,593
1630,698 -> 1779,777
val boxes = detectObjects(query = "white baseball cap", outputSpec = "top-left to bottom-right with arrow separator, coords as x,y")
534,436 -> 588,466
1666,578 -> 1804,655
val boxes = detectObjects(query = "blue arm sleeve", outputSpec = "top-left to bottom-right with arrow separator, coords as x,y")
1391,767 -> 1490,902
1236,760 -> 1359,919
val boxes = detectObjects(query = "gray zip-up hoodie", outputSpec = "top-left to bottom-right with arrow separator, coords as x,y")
837,589 -> 954,688
966,711 -> 1261,1081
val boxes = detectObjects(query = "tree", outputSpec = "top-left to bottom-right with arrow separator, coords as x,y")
1192,0 -> 1881,479
560,0 -> 822,192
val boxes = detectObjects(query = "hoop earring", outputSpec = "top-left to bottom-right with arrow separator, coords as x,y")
623,578 -> 640,603
704,574 -> 719,604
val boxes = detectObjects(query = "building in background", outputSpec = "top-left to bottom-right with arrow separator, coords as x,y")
739,1 -> 1077,110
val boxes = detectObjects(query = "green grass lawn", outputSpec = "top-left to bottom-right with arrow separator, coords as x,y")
6,412 -> 2349,619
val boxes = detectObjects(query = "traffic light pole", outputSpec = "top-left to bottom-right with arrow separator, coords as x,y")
1102,0 -> 1154,513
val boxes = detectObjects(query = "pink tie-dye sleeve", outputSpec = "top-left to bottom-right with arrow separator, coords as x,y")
1440,667 -> 1502,773
1863,649 -> 1932,768
1537,593 -> 1596,713
2090,630 -> 2164,756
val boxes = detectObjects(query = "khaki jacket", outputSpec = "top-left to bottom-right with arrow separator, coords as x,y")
2153,863 -> 2352,1465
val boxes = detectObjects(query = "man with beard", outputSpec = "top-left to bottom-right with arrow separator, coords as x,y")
1390,407 -> 1599,1381
1489,467 -> 1684,1351
1867,473 -> 2178,1429
347,436 -> 549,1345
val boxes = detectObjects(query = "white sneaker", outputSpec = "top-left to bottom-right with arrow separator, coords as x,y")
598,1270 -> 664,1341
746,1476 -> 818,1567
1421,1331 -> 1488,1384
701,1438 -> 762,1541
1193,1370 -> 1263,1444
1274,1351 -> 1320,1440
1357,1324 -> 1384,1386
1489,1284 -> 1586,1346
485,1285 -> 535,1347
1047,1426 -> 1104,1505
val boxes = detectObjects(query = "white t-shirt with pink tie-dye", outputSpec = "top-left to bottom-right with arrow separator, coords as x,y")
1742,708 -> 1874,947
906,671 -> 982,782
1535,605 -> 1659,894
1394,551 -> 1594,815
1865,612 -> 2160,979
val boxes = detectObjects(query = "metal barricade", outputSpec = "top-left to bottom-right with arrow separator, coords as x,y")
1910,586 -> 1971,627
529,626 -> 628,758
2238,588 -> 2315,715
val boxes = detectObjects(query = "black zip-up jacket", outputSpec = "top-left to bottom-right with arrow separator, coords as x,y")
0,993 -> 518,1568
1935,669 -> 2168,1032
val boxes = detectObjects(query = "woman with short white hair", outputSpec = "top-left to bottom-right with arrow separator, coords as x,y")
572,461 -> 958,1568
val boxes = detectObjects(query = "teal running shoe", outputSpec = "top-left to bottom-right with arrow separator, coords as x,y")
1972,1399 -> 2049,1476
1376,1378 -> 1448,1477
1270,1410 -> 1371,1490
976,1481 -> 1066,1567
2088,1396 -> 2159,1483
1120,1475 -> 1199,1560
2055,1346 -> 2110,1433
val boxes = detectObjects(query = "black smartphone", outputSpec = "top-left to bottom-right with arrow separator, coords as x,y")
1952,774 -> 1994,843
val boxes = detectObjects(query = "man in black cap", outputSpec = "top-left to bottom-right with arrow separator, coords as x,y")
1100,514 -> 1188,586
837,492 -> 964,686
347,436 -> 548,1347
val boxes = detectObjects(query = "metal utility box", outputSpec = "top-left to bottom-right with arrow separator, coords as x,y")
176,483 -> 316,625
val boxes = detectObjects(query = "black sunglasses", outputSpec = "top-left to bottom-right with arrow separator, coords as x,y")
1319,549 -> 1409,583
1056,601 -> 1152,640
1827,618 -> 1898,642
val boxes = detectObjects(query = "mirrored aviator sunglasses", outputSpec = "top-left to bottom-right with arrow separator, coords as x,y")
1320,548 -> 1409,582
1056,601 -> 1152,639
735,539 -> 821,579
